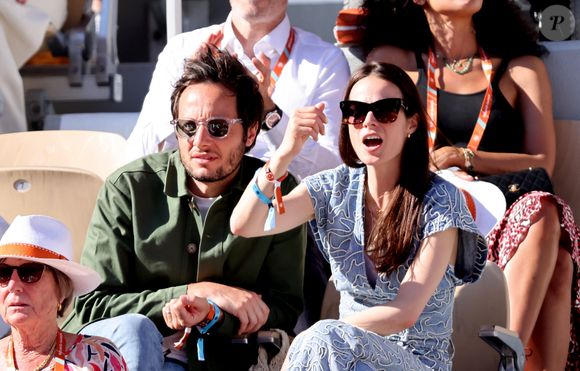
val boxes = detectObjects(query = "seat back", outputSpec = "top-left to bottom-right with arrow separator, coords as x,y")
0,130 -> 126,181
0,166 -> 103,262
319,261 -> 510,370
552,120 -> 580,223
452,261 -> 509,371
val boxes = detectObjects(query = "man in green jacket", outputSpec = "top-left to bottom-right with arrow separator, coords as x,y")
63,47 -> 306,371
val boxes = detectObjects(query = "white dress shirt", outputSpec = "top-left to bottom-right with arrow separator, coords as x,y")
127,14 -> 350,179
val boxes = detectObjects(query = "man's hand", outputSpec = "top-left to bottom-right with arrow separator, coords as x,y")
163,295 -> 211,330
187,282 -> 270,336
252,52 -> 276,111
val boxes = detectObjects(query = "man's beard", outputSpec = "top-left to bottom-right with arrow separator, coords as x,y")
181,139 -> 246,183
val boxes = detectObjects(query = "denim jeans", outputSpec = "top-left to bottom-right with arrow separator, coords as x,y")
80,313 -> 186,371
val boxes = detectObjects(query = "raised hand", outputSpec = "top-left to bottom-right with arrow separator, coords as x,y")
278,102 -> 327,159
251,52 -> 276,110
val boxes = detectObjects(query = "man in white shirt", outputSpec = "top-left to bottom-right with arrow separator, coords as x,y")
127,0 -> 350,180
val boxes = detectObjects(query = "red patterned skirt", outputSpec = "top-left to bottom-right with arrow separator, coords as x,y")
486,191 -> 580,370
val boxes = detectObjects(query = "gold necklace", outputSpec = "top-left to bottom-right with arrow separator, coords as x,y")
8,335 -> 57,371
442,54 -> 475,75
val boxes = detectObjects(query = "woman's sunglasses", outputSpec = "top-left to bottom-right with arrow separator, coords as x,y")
0,263 -> 47,285
340,98 -> 408,125
171,117 -> 243,139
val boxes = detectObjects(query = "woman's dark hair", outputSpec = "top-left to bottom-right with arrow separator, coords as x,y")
362,0 -> 546,59
170,46 -> 264,152
339,62 -> 431,273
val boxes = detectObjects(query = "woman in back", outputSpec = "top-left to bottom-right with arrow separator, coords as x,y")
229,62 -> 487,370
363,0 -> 580,368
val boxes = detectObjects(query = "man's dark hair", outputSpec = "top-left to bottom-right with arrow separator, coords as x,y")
170,46 -> 264,152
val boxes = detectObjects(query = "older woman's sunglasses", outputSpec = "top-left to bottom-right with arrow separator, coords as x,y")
340,98 -> 408,125
171,117 -> 243,139
0,263 -> 47,285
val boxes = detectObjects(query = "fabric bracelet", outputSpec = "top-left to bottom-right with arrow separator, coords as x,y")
196,299 -> 222,361
251,168 -> 277,231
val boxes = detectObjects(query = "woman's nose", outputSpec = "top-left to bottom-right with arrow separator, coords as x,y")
362,110 -> 377,127
6,270 -> 22,291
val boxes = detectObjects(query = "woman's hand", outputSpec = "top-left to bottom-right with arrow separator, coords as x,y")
163,295 -> 211,330
430,146 -> 464,171
278,103 -> 327,159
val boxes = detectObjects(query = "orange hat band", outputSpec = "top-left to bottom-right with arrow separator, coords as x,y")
0,243 -> 68,261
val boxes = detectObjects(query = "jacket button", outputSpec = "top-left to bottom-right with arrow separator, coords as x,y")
186,243 -> 197,254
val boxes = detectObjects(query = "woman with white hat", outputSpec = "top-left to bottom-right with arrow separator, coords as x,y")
0,215 -> 127,370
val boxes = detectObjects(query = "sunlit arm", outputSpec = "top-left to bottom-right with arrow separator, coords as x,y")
343,228 -> 458,335
231,104 -> 327,237
229,154 -> 314,237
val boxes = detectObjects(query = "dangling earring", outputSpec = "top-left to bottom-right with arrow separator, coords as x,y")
407,133 -> 411,139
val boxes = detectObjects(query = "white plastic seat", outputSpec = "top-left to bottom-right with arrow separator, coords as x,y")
0,166 -> 103,262
0,130 -> 127,181
319,261 -> 524,370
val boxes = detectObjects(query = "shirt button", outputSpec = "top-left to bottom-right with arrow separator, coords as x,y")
186,243 -> 197,254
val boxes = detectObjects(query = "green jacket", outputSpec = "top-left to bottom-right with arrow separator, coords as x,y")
62,151 -> 306,370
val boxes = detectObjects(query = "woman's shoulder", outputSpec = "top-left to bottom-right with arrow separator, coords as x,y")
425,174 -> 462,201
367,45 -> 417,70
306,164 -> 362,186
504,55 -> 548,82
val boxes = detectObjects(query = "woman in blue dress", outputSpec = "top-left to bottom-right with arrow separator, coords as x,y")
230,62 -> 488,370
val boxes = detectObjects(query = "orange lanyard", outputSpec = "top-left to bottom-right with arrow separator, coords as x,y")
221,26 -> 296,90
426,48 -> 494,152
6,331 -> 66,371
269,28 -> 296,88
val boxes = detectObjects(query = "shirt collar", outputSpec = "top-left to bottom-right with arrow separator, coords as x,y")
221,13 -> 292,61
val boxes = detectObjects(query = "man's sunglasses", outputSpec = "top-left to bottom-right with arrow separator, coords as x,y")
0,263 -> 47,285
171,117 -> 243,139
340,98 -> 409,125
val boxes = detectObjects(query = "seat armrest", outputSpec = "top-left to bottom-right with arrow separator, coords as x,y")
230,330 -> 282,350
479,325 -> 525,371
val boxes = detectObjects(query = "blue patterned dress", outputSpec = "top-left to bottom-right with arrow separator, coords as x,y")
286,165 -> 488,371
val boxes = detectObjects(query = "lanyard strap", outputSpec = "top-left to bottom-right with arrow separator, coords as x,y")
7,330 -> 66,371
221,26 -> 296,91
426,48 -> 494,152
269,28 -> 296,88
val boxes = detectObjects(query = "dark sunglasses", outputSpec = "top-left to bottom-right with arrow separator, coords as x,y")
0,263 -> 47,285
171,117 -> 243,139
340,98 -> 409,125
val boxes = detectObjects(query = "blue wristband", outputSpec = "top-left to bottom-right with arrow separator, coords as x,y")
251,168 -> 277,231
196,299 -> 222,361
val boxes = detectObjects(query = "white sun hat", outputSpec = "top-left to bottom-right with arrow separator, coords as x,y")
0,215 -> 102,296
437,169 -> 507,237
0,217 -> 8,238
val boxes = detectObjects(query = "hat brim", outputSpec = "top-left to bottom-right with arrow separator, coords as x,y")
0,254 -> 102,297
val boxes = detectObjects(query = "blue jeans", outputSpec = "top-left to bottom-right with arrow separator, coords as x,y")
80,313 -> 186,371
